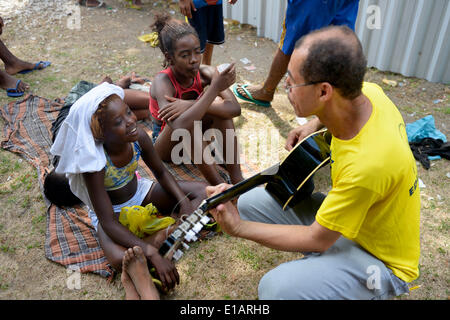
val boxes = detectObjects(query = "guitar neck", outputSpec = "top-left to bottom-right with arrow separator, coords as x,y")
200,166 -> 277,212
159,164 -> 279,260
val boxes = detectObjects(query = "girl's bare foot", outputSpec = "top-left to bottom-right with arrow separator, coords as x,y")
115,75 -> 132,89
100,76 -> 113,84
120,258 -> 140,300
122,246 -> 159,300
130,72 -> 149,85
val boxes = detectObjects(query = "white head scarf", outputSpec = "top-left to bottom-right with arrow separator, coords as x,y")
50,82 -> 125,209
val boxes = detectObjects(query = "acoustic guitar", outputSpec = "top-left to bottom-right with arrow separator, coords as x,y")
159,128 -> 331,261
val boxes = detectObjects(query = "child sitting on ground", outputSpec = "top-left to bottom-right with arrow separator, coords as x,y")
150,13 -> 243,186
45,74 -> 151,208
50,82 -> 209,292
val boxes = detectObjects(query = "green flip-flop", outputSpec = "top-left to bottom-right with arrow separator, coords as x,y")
232,83 -> 271,108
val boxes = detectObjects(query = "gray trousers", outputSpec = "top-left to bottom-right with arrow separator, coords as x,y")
236,187 -> 410,300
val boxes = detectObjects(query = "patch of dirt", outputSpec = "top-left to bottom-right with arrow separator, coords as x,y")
0,0 -> 448,300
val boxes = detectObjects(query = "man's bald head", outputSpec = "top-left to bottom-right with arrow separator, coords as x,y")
294,25 -> 367,100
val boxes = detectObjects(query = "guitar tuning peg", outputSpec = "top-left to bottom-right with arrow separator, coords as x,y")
173,249 -> 183,261
200,215 -> 211,225
184,230 -> 198,242
192,222 -> 203,233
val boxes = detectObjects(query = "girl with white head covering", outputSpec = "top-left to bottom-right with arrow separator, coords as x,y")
50,82 -> 208,294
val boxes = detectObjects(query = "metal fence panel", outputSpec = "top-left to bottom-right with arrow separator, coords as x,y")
223,0 -> 449,83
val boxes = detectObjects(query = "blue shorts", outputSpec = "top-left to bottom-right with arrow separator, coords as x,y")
151,120 -> 162,144
188,4 -> 225,52
279,0 -> 360,55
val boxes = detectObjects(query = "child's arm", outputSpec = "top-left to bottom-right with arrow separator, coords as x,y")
179,0 -> 196,19
151,72 -> 193,125
153,63 -> 237,130
137,127 -> 195,218
158,96 -> 196,123
150,72 -> 177,113
83,170 -> 180,289
158,65 -> 240,121
199,65 -> 241,119
206,91 -> 241,119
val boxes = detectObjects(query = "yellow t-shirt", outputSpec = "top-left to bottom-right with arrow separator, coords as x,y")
316,82 -> 420,283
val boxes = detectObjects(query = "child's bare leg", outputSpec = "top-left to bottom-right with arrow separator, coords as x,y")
124,89 -> 150,120
206,115 -> 243,184
193,142 -> 225,185
122,247 -> 159,300
0,39 -> 38,75
154,125 -> 225,185
0,69 -> 28,91
220,120 -> 243,184
97,224 -> 128,271
142,181 -> 208,220
202,43 -> 214,66
191,117 -> 229,185
97,224 -> 163,299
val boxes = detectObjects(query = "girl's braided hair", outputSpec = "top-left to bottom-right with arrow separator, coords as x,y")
151,12 -> 199,67
90,94 -> 120,141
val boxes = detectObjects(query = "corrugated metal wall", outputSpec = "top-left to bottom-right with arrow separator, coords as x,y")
223,0 -> 449,84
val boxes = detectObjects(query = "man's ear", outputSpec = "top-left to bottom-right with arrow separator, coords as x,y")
318,82 -> 333,102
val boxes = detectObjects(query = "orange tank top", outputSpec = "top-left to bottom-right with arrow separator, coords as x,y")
149,67 -> 203,131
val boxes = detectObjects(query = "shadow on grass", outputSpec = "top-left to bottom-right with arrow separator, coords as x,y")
238,101 -> 295,140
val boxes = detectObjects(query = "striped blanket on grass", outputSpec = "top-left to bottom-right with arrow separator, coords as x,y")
1,93 -> 257,280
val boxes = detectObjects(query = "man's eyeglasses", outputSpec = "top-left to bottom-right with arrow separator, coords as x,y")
285,81 -> 322,93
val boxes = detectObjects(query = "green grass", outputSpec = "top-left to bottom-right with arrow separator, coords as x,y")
437,219 -> 449,232
0,275 -> 9,290
0,245 -> 15,254
237,245 -> 261,270
0,155 -> 22,174
31,213 -> 46,226
26,242 -> 42,250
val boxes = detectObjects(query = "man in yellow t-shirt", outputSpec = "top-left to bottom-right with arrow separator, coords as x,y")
315,81 -> 420,283
205,25 -> 420,299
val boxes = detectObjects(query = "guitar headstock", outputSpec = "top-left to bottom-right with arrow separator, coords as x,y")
159,207 -> 212,261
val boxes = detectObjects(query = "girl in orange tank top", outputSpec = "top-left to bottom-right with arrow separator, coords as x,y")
149,13 -> 244,186
149,67 -> 203,138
